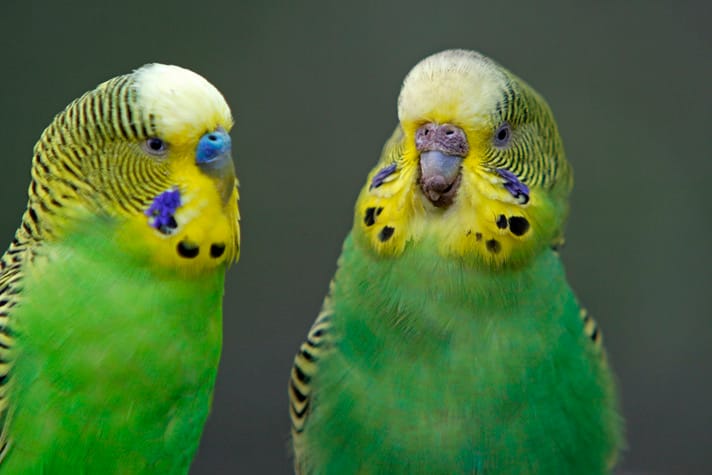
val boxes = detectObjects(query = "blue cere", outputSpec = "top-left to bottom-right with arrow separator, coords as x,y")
196,129 -> 231,164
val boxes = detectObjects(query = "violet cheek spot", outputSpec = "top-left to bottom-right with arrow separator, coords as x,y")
370,164 -> 397,189
496,168 -> 530,204
146,188 -> 181,235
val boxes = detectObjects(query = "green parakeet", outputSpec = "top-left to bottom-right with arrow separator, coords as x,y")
289,49 -> 622,474
0,64 -> 240,473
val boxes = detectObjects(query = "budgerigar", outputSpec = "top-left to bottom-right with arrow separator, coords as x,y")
289,49 -> 622,474
0,64 -> 239,473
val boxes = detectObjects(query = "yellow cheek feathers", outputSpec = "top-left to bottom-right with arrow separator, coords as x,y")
354,144 -> 557,268
353,49 -> 569,269
356,151 -> 419,256
117,156 -> 239,276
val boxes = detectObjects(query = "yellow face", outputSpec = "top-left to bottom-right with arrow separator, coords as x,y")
32,64 -> 240,276
116,64 -> 240,275
354,50 -> 571,268
117,135 -> 240,275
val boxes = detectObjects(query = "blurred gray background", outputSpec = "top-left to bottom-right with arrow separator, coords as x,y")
1,0 -> 710,473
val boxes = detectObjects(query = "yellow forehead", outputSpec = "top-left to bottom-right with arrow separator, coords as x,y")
133,63 -> 233,145
397,49 -> 505,127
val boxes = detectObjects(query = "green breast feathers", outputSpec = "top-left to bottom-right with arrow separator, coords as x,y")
289,49 -> 622,475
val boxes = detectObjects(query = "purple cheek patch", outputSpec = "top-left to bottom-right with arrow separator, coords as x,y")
145,188 -> 181,234
496,168 -> 530,204
370,163 -> 397,189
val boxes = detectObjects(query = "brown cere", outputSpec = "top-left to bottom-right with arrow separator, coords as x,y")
415,123 -> 470,156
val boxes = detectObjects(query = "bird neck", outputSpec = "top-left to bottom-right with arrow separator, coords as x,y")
333,231 -> 574,341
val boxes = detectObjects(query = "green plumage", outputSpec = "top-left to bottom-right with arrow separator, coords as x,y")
4,219 -> 223,473
295,235 -> 620,474
0,64 -> 239,473
289,49 -> 622,474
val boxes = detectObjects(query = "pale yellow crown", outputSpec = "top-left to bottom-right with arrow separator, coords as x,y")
398,49 -> 505,128
133,64 -> 233,144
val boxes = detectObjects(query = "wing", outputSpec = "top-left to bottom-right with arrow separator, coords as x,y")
578,307 -> 604,350
578,305 -> 622,470
288,282 -> 336,469
554,240 -> 604,352
0,233 -> 34,464
288,127 -> 402,470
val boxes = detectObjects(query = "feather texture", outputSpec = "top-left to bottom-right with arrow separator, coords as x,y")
289,49 -> 622,474
0,63 -> 239,473
3,219 -> 225,472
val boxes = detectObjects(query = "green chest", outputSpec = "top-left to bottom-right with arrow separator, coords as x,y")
304,239 -> 617,474
4,229 -> 225,474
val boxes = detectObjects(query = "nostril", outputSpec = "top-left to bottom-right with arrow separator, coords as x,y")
196,131 -> 231,165
416,123 -> 469,156
443,125 -> 457,136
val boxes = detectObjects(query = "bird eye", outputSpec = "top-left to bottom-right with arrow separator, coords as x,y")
493,123 -> 512,148
142,137 -> 168,156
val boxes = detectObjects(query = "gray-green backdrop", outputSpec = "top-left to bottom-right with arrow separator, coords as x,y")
0,1 -> 709,473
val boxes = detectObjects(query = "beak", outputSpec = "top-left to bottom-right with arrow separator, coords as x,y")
415,122 -> 468,208
196,128 -> 235,205
419,150 -> 462,207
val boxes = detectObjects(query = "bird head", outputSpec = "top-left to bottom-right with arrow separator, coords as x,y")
22,64 -> 240,273
355,49 -> 572,268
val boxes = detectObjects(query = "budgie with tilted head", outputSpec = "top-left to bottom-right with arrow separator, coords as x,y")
289,49 -> 622,474
0,64 -> 239,473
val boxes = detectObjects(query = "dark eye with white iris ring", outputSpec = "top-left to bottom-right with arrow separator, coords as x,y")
493,122 -> 512,148
142,137 -> 168,156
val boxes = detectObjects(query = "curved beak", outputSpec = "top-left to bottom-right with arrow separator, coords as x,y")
419,150 -> 462,207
